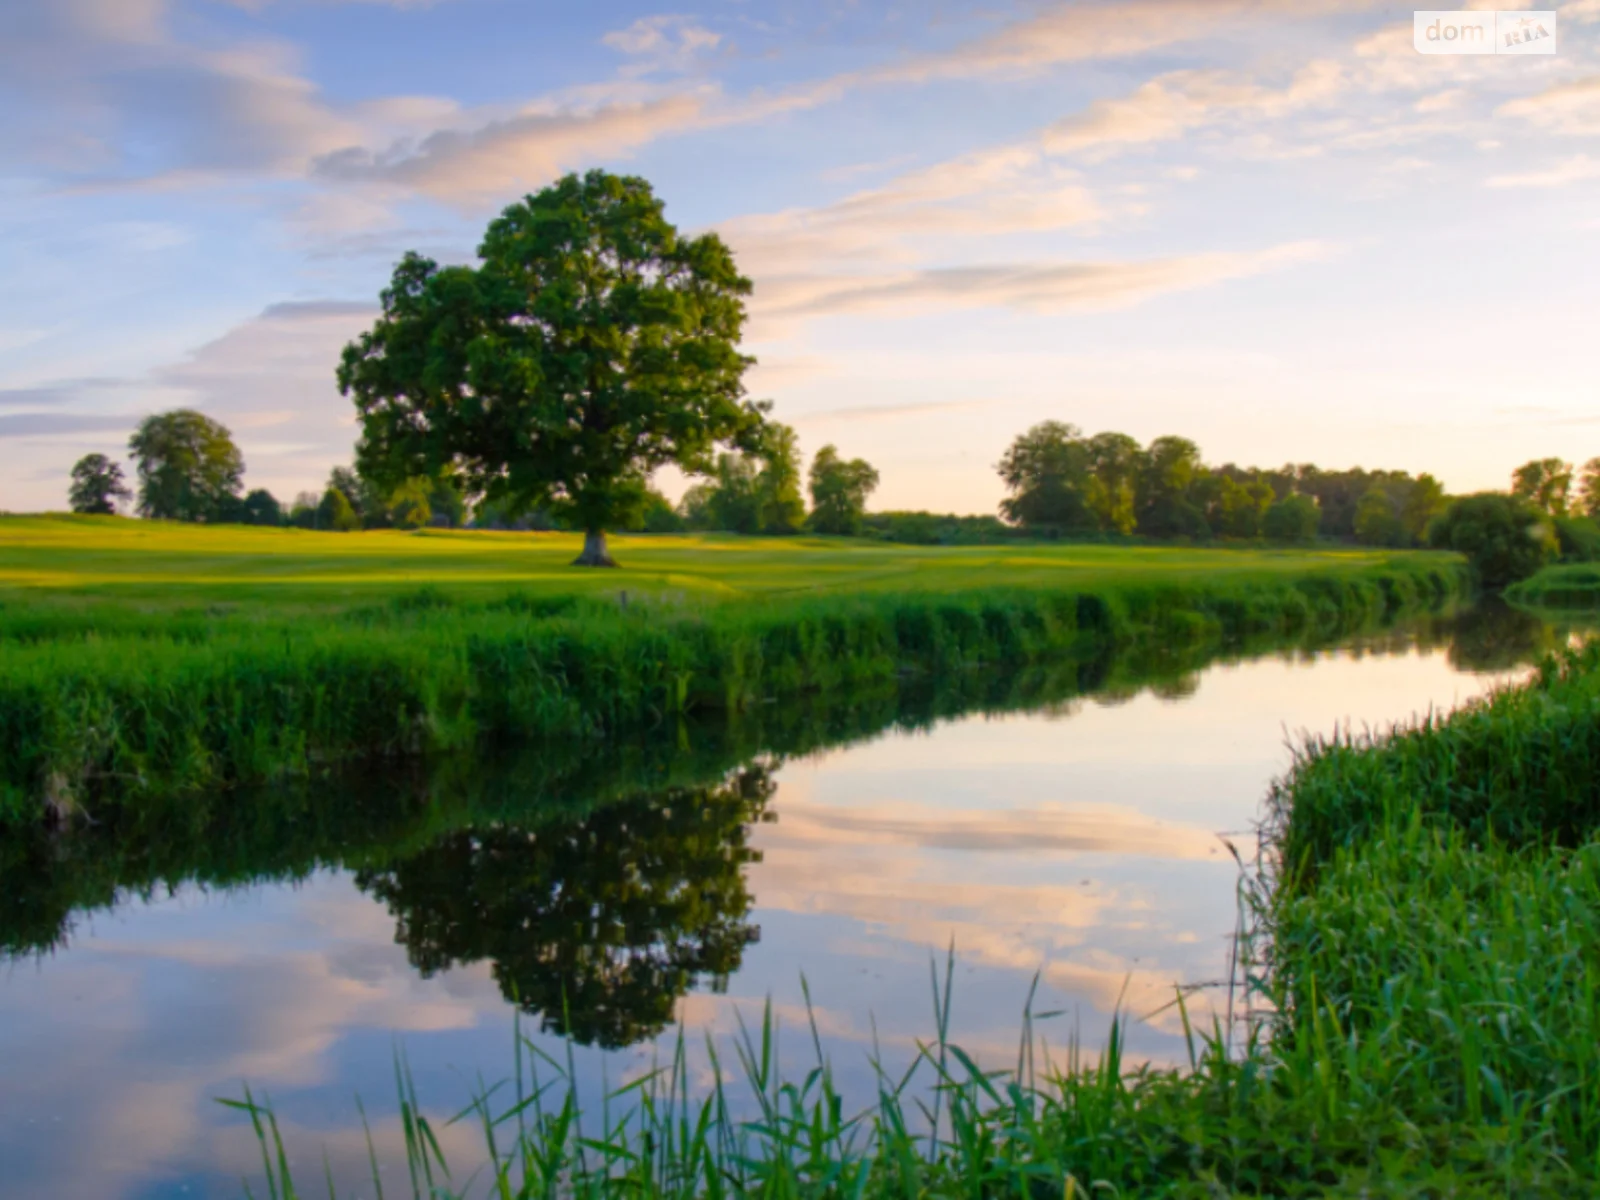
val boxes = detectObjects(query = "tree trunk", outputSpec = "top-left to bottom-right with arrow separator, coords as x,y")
572,528 -> 619,568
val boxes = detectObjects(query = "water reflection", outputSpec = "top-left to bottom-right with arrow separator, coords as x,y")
355,767 -> 774,1048
0,603 -> 1590,1198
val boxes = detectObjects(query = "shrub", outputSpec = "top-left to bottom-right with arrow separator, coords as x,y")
1426,492 -> 1556,590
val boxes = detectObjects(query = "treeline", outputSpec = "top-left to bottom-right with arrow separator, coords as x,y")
62,408 -> 1600,578
993,422 -> 1454,546
67,410 -> 468,531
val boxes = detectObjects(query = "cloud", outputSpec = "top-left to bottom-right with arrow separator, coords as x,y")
0,0 -> 364,182
1044,62 -> 1346,157
312,90 -> 712,206
721,144 -> 1101,277
770,799 -> 1225,860
1499,75 -> 1600,135
800,399 -> 988,424
750,241 -> 1334,331
1486,154 -> 1600,188
862,0 -> 1382,86
0,412 -> 136,437
603,15 -> 721,76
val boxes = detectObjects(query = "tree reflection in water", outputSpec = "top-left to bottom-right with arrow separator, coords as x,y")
354,766 -> 776,1049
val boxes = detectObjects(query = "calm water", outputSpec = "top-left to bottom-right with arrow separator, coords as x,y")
0,612 -> 1562,1198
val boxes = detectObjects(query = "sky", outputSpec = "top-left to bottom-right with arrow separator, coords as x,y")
2,0 -> 1598,516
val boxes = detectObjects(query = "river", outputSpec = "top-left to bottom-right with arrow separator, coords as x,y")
0,607 -> 1569,1198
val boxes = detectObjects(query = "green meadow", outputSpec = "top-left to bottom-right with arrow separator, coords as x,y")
0,513 -> 1443,610
0,514 -> 1466,820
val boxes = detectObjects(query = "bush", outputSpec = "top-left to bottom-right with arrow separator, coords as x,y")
1426,492 -> 1556,590
1263,493 -> 1320,543
1553,514 -> 1600,562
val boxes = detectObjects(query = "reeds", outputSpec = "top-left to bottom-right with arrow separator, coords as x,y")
0,559 -> 1464,821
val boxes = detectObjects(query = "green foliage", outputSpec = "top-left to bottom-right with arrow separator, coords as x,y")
808,443 -> 880,535
754,422 -> 806,533
633,487 -> 684,533
997,421 -> 1097,532
319,486 -> 361,533
1553,514 -> 1600,562
127,409 -> 244,522
1507,562 -> 1600,611
1579,457 -> 1600,518
67,453 -> 130,515
338,170 -> 767,563
238,488 -> 282,527
681,424 -> 808,535
387,479 -> 433,530
1427,491 -> 1558,590
1212,475 -> 1274,539
1352,485 -> 1406,547
861,511 -> 1016,545
1511,456 -> 1573,516
1262,492 -> 1320,543
675,482 -> 717,531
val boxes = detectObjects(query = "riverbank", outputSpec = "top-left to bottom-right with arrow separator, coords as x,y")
226,637 -> 1600,1198
0,517 -> 1467,820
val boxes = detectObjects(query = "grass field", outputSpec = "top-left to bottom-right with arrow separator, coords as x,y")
0,514 -> 1439,611
0,514 -> 1467,820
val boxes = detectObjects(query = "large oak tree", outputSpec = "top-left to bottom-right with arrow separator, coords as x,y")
339,170 -> 768,566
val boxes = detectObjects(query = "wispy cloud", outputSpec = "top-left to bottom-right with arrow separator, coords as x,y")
1486,154 -> 1600,188
1499,75 -> 1600,135
750,241 -> 1335,332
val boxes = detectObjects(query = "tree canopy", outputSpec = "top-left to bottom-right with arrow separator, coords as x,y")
339,170 -> 768,566
127,409 -> 244,522
808,445 -> 880,536
67,453 -> 131,515
1428,493 -> 1557,590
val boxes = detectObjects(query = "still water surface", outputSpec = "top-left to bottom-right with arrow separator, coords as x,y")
0,619 -> 1551,1197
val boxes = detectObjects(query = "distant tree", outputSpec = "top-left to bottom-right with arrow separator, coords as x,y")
240,488 -> 283,526
288,490 -> 321,529
1511,458 -> 1573,517
387,480 -> 432,530
997,422 -> 1095,532
67,453 -> 131,515
1136,436 -> 1207,536
1577,457 -> 1600,518
1400,473 -> 1447,543
1353,486 -> 1407,547
1428,493 -> 1558,590
127,409 -> 244,521
676,482 -> 718,531
807,445 -> 880,536
754,423 -> 806,534
705,452 -> 763,533
319,486 -> 361,533
426,476 -> 467,528
1262,493 -> 1320,543
635,488 -> 685,533
1213,476 -> 1274,539
339,170 -> 767,568
1081,431 -> 1143,535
